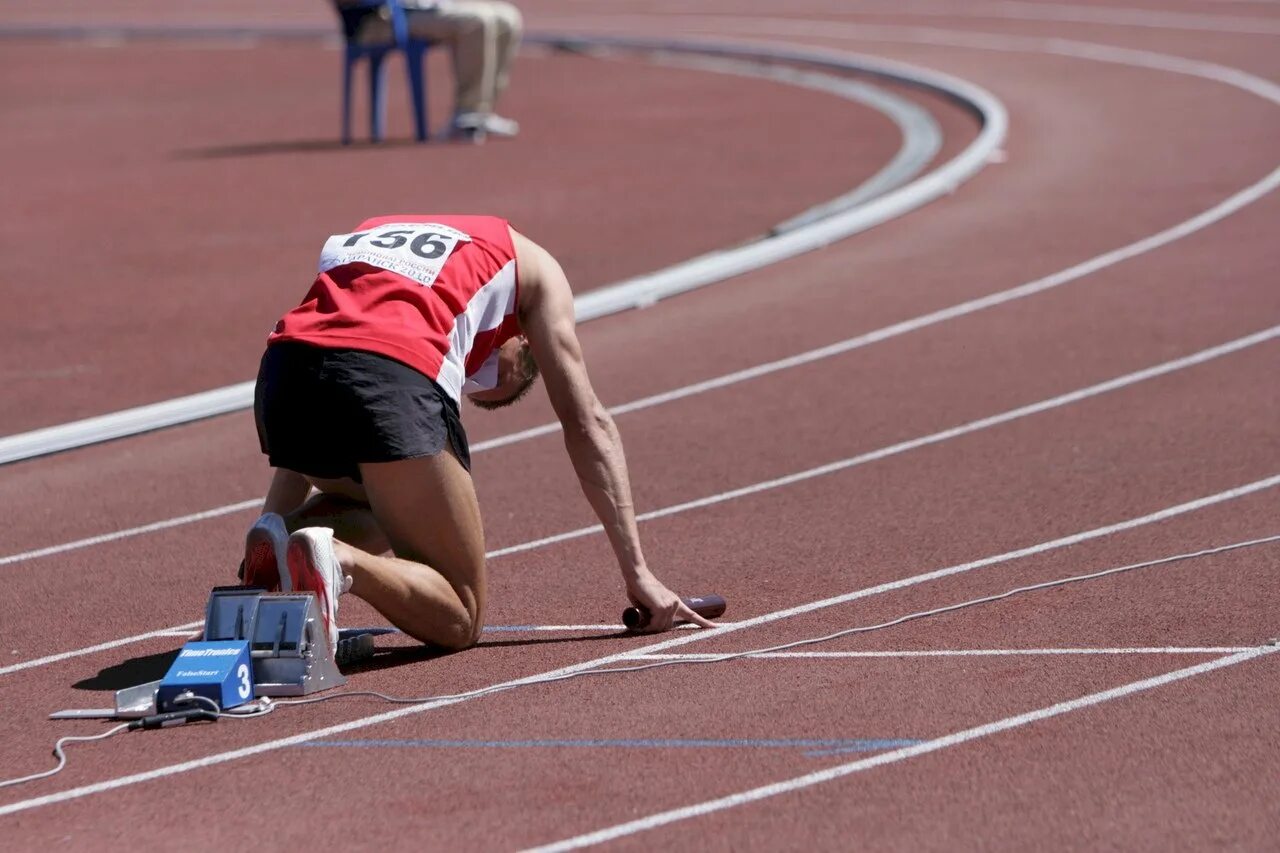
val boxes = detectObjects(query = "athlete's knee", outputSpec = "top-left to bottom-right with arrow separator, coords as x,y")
436,575 -> 485,650
437,601 -> 484,650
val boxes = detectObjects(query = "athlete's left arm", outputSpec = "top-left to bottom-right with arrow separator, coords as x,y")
511,229 -> 715,632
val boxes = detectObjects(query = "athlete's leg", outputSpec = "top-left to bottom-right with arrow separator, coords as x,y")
317,451 -> 487,650
284,485 -> 390,557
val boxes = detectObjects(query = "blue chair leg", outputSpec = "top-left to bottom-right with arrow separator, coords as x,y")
405,45 -> 428,142
368,50 -> 388,143
341,49 -> 356,145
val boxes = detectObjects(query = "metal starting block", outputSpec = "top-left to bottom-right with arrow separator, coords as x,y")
51,586 -> 369,722
203,586 -> 345,697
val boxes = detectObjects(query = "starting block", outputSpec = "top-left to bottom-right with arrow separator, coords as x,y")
202,586 -> 346,697
52,585 -> 369,722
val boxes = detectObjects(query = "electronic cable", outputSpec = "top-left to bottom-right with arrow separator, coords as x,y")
277,533 -> 1280,706
0,723 -> 130,790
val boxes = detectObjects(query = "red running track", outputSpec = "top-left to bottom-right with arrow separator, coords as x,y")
2,0 -> 1279,849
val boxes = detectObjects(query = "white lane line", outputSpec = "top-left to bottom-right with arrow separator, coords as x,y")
628,648 -> 1257,659
0,622 -> 202,677
0,623 -> 654,678
0,499 -> 263,567
639,52 -> 943,228
1,475 -> 1275,815
525,646 -> 1279,851
4,326 -> 1277,676
628,18 -> 1280,104
990,1 -> 1280,35
485,326 -> 1280,559
819,0 -> 1280,35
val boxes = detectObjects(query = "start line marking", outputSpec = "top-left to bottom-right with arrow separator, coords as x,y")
627,647 -> 1257,659
0,624 -> 704,677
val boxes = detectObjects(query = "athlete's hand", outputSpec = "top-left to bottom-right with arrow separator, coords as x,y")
625,571 -> 718,633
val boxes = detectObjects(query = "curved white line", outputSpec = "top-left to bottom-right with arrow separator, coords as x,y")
586,17 -> 1280,104
562,35 -> 1007,321
892,1 -> 1280,36
0,34 -> 1003,466
725,0 -> 1280,36
635,51 -> 943,231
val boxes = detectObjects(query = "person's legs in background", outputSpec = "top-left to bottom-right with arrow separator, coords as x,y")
484,2 -> 523,135
398,0 -> 523,141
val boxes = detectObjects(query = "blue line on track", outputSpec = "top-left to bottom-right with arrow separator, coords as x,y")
297,737 -> 921,753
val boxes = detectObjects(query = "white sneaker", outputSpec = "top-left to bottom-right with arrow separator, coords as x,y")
447,112 -> 487,143
448,112 -> 519,141
286,527 -> 351,653
242,512 -> 291,593
482,113 -> 519,137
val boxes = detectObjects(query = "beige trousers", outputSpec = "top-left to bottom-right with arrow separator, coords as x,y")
361,0 -> 523,115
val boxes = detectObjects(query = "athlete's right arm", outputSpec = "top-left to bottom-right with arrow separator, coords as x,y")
506,229 -> 711,627
511,229 -> 715,632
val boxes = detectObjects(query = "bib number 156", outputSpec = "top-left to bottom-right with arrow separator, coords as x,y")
342,228 -> 452,259
319,222 -> 471,287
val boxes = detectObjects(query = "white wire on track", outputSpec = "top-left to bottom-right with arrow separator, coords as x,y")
0,723 -> 130,791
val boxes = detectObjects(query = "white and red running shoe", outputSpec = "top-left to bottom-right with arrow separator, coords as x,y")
286,527 -> 351,653
241,512 -> 291,592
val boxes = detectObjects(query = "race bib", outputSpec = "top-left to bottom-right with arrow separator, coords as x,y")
318,222 -> 471,287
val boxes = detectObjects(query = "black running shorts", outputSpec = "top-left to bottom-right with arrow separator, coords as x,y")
254,341 -> 471,482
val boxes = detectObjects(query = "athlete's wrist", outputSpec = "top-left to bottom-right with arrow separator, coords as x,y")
620,561 -> 655,588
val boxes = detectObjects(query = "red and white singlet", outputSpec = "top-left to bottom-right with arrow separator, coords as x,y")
269,215 -> 521,403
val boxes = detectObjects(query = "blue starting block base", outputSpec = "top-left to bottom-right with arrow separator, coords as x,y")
157,640 -> 253,712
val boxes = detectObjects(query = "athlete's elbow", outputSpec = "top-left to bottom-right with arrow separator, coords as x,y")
562,402 -> 615,444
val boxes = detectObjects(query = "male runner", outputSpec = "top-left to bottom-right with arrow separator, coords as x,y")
245,215 -> 715,651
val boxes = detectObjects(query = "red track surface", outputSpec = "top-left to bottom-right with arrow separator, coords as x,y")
2,1 -> 1279,849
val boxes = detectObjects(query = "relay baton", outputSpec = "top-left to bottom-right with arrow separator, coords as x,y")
622,594 -> 726,630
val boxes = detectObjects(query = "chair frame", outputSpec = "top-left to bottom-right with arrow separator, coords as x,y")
336,0 -> 430,144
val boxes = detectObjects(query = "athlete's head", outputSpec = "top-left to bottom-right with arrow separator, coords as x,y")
467,336 -> 540,410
